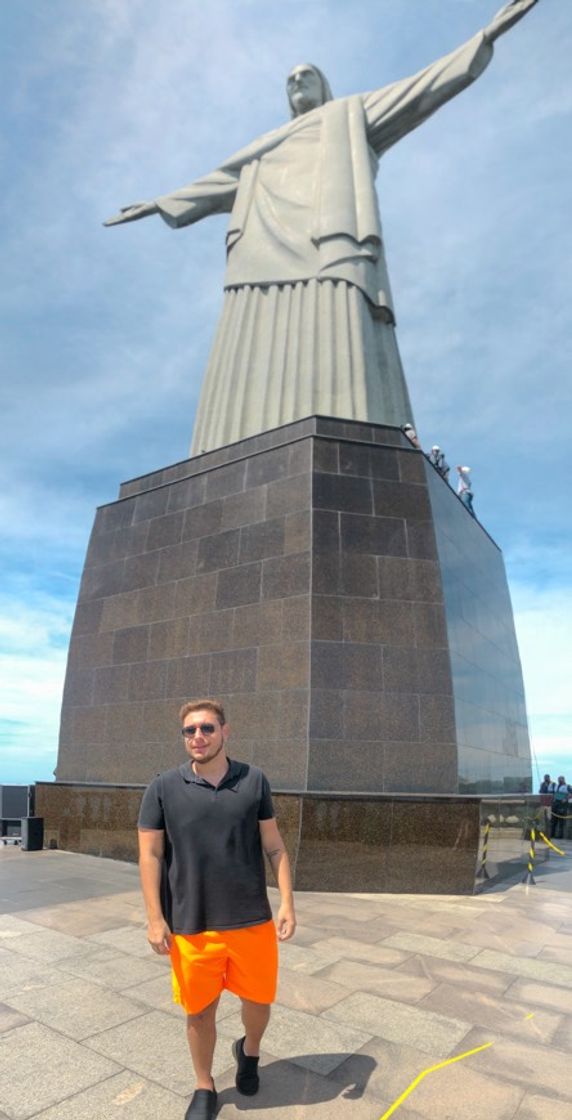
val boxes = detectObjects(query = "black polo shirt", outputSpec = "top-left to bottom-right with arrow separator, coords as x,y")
138,758 -> 274,934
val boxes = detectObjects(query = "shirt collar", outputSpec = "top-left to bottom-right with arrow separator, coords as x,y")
179,757 -> 243,790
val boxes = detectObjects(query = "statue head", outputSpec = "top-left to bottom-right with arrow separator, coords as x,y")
287,63 -> 333,117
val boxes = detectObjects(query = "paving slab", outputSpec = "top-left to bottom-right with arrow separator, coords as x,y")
219,1003 -> 373,1075
27,1071 -> 187,1120
58,946 -> 167,989
0,1021 -> 121,1118
470,948 -> 572,988
418,981 -> 562,1044
460,1029 -> 572,1100
396,953 -> 514,995
0,952 -> 66,1001
322,991 -> 471,1057
381,931 -> 480,962
514,1092 -> 569,1119
5,976 -> 148,1040
317,957 -> 437,1003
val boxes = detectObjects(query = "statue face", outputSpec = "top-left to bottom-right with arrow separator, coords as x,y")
287,65 -> 324,115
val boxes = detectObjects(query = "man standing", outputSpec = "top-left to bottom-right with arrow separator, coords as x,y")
138,698 -> 296,1120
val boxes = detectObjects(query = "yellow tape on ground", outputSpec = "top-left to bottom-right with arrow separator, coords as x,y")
377,1042 -> 493,1120
538,831 -> 566,856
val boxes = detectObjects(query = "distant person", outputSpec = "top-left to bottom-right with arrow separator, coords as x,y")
402,423 -> 421,449
138,698 -> 296,1120
429,445 -> 450,482
456,465 -> 475,517
550,776 -> 570,840
539,773 -> 553,828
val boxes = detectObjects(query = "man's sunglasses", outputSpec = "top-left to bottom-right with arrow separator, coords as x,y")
181,723 -> 217,738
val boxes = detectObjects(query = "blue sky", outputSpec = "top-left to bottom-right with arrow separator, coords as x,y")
1,0 -> 570,788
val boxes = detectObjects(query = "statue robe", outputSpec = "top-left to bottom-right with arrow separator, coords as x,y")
154,32 -> 493,453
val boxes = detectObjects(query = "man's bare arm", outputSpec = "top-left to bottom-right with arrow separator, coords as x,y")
259,818 -> 296,941
484,0 -> 538,44
138,828 -> 171,955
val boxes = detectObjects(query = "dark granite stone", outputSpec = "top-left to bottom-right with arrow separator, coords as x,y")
282,595 -> 310,642
196,528 -> 240,573
103,702 -> 144,745
188,609 -> 235,655
95,499 -> 136,532
312,642 -> 382,692
112,625 -> 149,665
284,510 -> 311,555
122,551 -> 160,592
148,617 -> 190,660
342,690 -> 419,741
71,599 -> 104,635
382,647 -> 418,693
288,439 -> 312,477
419,694 -> 457,743
406,520 -> 438,560
146,511 -> 184,552
343,599 -> 415,646
173,571 -> 217,616
93,663 -> 131,705
413,602 -> 449,648
133,488 -> 170,523
167,474 -> 206,513
314,472 -> 373,514
216,562 -> 262,610
100,591 -> 140,632
79,559 -> 125,602
340,554 -> 378,598
258,642 -> 309,690
383,741 -> 456,793
338,442 -> 371,478
307,741 -> 385,793
309,689 -> 344,739
209,648 -> 258,693
182,500 -> 223,541
232,600 -> 283,648
221,487 -> 266,529
156,540 -> 198,583
128,660 -> 168,701
313,439 -> 339,474
136,583 -> 177,625
68,631 -> 114,670
312,509 -> 340,554
245,445 -> 290,488
262,552 -> 310,600
311,596 -> 344,641
239,518 -> 285,564
340,513 -> 407,557
266,472 -> 312,517
166,654 -> 211,697
62,667 -> 95,707
205,460 -> 246,500
397,451 -> 427,484
373,479 -> 431,521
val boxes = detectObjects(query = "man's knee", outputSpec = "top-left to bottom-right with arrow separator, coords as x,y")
187,996 -> 220,1024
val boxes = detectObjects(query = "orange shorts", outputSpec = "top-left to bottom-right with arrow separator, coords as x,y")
170,920 -> 278,1015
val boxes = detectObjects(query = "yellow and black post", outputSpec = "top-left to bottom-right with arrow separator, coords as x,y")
476,820 -> 491,880
522,825 -> 537,885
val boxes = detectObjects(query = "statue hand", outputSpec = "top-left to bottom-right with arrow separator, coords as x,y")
484,0 -> 538,44
103,201 -> 157,226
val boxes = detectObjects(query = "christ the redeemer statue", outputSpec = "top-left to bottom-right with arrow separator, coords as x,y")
106,1 -> 537,454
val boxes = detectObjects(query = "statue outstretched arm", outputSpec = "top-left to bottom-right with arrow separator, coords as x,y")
104,168 -> 241,230
483,0 -> 538,44
104,202 -> 158,227
364,0 -> 538,155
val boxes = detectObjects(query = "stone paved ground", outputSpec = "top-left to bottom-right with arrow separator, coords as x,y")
0,844 -> 571,1120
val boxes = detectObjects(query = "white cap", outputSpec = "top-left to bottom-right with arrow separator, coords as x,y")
459,465 -> 471,473
431,445 -> 440,451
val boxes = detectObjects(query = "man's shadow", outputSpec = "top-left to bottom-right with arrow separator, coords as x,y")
215,1052 -> 377,1112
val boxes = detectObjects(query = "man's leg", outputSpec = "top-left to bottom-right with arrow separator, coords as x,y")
186,995 -> 220,1089
240,998 -> 271,1056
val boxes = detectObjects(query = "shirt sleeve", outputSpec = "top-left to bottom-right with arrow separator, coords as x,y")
258,774 -> 275,821
138,776 -> 165,830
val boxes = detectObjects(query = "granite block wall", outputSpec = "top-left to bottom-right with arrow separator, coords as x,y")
56,416 -> 531,800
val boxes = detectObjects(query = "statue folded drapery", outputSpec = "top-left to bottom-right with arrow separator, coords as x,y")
105,2 -> 537,453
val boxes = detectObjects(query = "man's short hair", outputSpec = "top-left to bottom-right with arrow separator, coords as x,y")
179,698 -> 227,726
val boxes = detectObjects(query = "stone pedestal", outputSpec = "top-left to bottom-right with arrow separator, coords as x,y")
57,415 -> 531,797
